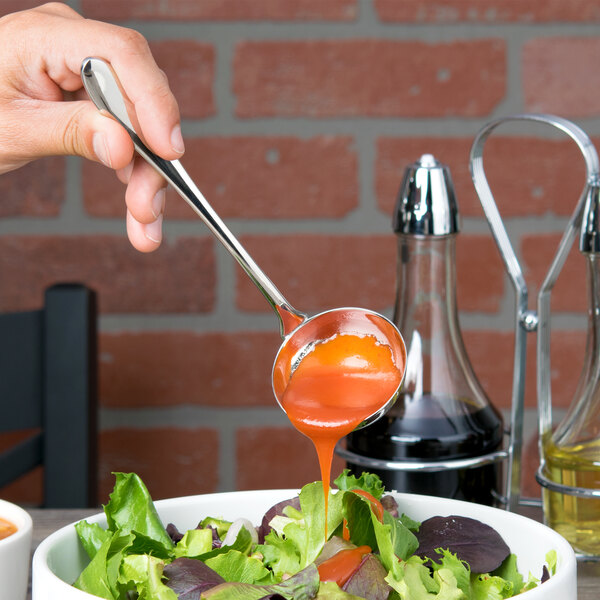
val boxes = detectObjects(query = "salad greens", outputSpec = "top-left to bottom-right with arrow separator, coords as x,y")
73,471 -> 556,600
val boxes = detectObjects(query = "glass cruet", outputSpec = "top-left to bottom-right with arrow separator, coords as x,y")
540,187 -> 600,558
341,154 -> 505,505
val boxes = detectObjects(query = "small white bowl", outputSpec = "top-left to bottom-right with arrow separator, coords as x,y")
0,499 -> 33,600
32,490 -> 577,600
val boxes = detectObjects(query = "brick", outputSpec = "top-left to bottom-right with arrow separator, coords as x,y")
0,235 -> 215,313
234,40 -> 505,118
521,234 -> 587,313
375,0 -> 600,23
0,158 -> 65,218
84,137 -> 358,219
236,234 -> 504,314
0,1 -> 40,16
377,137 -> 586,219
150,41 -> 215,119
100,331 -> 281,408
523,38 -> 600,117
81,0 -> 357,21
236,426 -> 346,490
99,428 -> 219,501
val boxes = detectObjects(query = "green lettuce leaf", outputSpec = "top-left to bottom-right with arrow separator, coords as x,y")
173,528 -> 213,559
129,531 -> 173,560
104,472 -> 173,552
200,516 -> 232,540
385,554 -> 464,599
199,526 -> 253,561
119,554 -> 178,600
75,519 -> 111,559
470,573 -> 513,599
520,572 -> 540,593
399,513 -> 421,533
491,554 -> 522,595
334,469 -> 385,500
545,550 -> 557,576
73,531 -> 135,599
343,492 -> 418,574
259,529 -> 303,580
430,550 -> 471,598
204,549 -> 271,584
281,482 -> 345,569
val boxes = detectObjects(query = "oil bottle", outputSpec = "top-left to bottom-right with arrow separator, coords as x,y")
344,154 -> 504,505
540,184 -> 600,557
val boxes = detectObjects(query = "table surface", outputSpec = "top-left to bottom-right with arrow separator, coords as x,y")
27,507 -> 600,599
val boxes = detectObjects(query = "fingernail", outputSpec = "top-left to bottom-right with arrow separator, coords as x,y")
171,125 -> 185,155
151,188 -> 166,219
144,214 -> 163,244
93,132 -> 112,168
121,160 -> 134,183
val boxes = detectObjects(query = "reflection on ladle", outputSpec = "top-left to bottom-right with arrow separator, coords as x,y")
80,57 -> 406,432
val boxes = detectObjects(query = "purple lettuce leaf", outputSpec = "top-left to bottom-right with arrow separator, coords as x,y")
209,525 -> 223,549
257,496 -> 301,543
343,554 -> 390,600
164,557 -> 226,599
541,564 -> 550,583
416,515 -> 510,574
167,523 -> 184,544
380,495 -> 398,519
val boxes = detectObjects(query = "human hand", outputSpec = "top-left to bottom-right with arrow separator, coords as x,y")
0,2 -> 184,251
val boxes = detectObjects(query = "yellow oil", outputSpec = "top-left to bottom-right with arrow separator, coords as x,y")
542,438 -> 600,556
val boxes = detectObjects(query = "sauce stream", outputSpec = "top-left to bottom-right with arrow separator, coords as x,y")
280,333 -> 403,536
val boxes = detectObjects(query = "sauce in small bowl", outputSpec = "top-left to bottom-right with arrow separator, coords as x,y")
0,517 -> 17,540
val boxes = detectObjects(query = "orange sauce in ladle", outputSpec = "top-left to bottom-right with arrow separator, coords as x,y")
280,333 -> 403,537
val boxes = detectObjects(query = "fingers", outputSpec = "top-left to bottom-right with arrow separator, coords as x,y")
126,209 -> 162,253
125,158 -> 166,221
0,3 -> 182,253
6,99 -> 135,169
110,46 -> 185,160
56,20 -> 184,161
5,6 -> 183,164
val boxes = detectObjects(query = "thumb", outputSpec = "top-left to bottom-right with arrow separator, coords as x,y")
15,99 -> 135,169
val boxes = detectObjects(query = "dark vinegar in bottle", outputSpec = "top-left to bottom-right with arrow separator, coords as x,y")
346,393 -> 503,504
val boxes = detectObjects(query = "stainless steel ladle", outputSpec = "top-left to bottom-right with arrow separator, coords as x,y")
81,57 -> 406,429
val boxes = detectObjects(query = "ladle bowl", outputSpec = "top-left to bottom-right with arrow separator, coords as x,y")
81,57 -> 406,429
272,307 -> 407,429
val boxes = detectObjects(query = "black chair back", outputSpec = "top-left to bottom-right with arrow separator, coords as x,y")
0,284 -> 98,507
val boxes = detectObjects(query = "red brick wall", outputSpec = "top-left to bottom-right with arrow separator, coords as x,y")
1,0 -> 596,505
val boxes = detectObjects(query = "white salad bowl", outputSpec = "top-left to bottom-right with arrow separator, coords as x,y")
32,490 -> 577,600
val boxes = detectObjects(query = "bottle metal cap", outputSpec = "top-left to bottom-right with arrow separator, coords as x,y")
393,154 -> 460,236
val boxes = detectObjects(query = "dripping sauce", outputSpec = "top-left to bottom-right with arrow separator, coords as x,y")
280,333 -> 403,535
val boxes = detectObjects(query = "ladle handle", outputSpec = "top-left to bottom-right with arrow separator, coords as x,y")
81,57 -> 305,338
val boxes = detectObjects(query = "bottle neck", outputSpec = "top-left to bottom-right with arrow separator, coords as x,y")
392,234 -> 490,408
554,253 -> 600,446
393,235 -> 459,337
